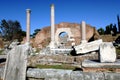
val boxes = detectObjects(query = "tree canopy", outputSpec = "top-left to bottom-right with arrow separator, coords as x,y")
0,19 -> 26,41
30,29 -> 41,38
98,23 -> 117,36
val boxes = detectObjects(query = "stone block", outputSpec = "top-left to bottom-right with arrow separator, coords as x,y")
75,39 -> 102,54
83,72 -> 104,80
0,67 -> 4,79
3,43 -> 31,80
24,68 -> 120,80
105,73 -> 120,80
27,68 -> 72,80
99,42 -> 116,63
82,60 -> 120,68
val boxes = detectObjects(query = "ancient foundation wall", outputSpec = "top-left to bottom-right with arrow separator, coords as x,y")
27,69 -> 120,80
0,68 -> 120,80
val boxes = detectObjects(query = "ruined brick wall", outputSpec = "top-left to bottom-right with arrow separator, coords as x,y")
33,22 -> 100,49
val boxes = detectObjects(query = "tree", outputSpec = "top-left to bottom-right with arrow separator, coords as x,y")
31,29 -> 41,38
117,14 -> 120,33
109,23 -> 113,32
0,19 -> 9,40
105,25 -> 110,34
97,28 -> 104,35
0,19 -> 26,41
112,24 -> 117,36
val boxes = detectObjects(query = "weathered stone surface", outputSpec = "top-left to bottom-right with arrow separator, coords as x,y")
9,40 -> 20,49
27,68 -> 120,80
26,9 -> 31,42
55,28 -> 73,46
3,43 -> 30,80
33,22 -> 100,49
39,47 -> 51,54
1,67 -> 120,80
28,78 -> 44,80
99,42 -> 116,62
71,71 -> 104,80
28,53 -> 98,67
105,73 -> 120,80
75,39 -> 102,54
2,40 -> 20,54
27,68 -> 72,80
81,21 -> 87,44
82,59 -> 120,68
0,67 -> 4,79
49,4 -> 55,49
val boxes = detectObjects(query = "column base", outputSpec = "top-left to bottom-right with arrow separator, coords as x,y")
49,41 -> 55,49
81,40 -> 87,44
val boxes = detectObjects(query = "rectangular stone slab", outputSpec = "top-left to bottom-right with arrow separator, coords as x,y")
82,59 -> 120,68
3,43 -> 30,80
75,39 -> 102,54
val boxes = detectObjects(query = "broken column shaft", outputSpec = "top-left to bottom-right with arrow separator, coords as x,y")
26,9 -> 31,42
81,21 -> 87,44
50,4 -> 55,48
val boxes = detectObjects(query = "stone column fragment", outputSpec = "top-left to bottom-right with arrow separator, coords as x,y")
50,4 -> 55,49
51,4 -> 55,42
81,21 -> 87,44
99,42 -> 116,62
3,43 -> 30,80
26,9 -> 31,42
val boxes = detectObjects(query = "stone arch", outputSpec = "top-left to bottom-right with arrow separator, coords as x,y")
55,28 -> 74,46
59,31 -> 68,44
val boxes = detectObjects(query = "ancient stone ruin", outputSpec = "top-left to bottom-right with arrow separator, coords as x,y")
3,43 -> 31,80
3,9 -> 32,80
33,4 -> 100,54
0,4 -> 120,80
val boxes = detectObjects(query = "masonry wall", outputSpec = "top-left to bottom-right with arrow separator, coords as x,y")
1,68 -> 120,80
34,22 -> 100,49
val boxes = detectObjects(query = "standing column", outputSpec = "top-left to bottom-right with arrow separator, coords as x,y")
26,9 -> 31,43
81,21 -> 87,44
50,4 -> 55,48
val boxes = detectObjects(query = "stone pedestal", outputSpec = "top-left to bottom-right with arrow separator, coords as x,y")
99,42 -> 116,63
26,9 -> 31,42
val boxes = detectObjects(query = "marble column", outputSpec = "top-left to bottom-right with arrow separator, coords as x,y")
50,4 -> 55,48
81,21 -> 87,44
26,9 -> 31,42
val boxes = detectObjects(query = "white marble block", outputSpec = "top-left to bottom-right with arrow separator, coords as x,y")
75,39 -> 102,54
99,42 -> 116,63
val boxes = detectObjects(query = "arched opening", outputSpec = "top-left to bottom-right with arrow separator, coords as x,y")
59,32 -> 68,38
55,28 -> 74,48
58,32 -> 69,47
59,32 -> 68,43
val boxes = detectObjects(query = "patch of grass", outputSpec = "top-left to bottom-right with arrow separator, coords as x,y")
115,47 -> 120,59
0,50 -> 3,55
116,47 -> 120,55
31,64 -> 76,70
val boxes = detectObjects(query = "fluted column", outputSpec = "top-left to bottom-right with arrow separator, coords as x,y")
26,9 -> 31,43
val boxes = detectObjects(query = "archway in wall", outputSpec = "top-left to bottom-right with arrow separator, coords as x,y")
55,28 -> 74,48
59,32 -> 68,44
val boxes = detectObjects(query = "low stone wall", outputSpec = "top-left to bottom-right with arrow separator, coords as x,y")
0,68 -> 120,80
0,67 -> 4,79
28,53 -> 98,68
27,68 -> 120,80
